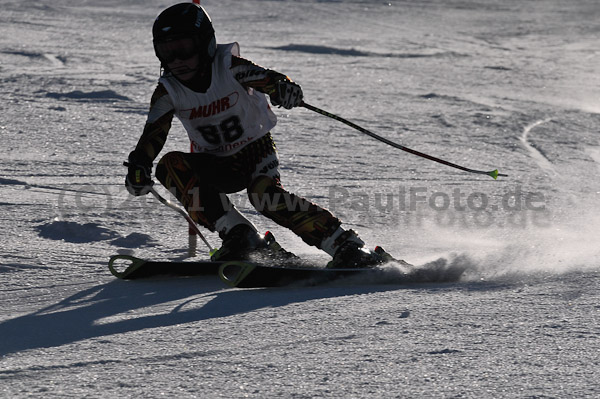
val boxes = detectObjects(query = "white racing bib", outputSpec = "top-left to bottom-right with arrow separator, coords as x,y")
159,43 -> 277,156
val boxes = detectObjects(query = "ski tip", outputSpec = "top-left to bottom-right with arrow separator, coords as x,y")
219,261 -> 257,288
108,254 -> 145,279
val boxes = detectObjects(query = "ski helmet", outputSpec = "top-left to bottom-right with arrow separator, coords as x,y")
152,3 -> 216,67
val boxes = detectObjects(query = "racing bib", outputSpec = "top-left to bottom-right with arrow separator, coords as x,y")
159,43 -> 277,156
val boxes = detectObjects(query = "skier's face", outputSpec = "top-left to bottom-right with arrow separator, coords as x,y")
168,55 -> 202,82
156,37 -> 202,81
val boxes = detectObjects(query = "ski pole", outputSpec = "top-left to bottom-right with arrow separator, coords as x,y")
301,102 -> 507,180
148,187 -> 214,253
124,161 -> 214,253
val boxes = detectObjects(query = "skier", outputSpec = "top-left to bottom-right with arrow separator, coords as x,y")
125,2 -> 391,267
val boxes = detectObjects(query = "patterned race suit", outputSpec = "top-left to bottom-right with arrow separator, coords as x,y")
130,43 -> 341,247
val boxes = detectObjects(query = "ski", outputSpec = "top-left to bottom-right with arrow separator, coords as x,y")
218,261 -> 387,288
218,258 -> 467,288
108,254 -> 223,279
108,255 -> 465,288
108,254 -> 389,286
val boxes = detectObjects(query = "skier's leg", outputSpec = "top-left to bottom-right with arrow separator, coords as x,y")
156,151 -> 274,260
246,136 -> 389,267
248,174 -> 342,247
155,151 -> 230,231
249,175 -> 389,267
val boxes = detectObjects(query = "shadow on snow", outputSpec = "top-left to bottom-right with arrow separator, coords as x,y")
0,275 -> 485,357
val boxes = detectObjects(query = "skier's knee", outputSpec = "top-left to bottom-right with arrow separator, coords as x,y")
248,175 -> 279,207
155,151 -> 187,185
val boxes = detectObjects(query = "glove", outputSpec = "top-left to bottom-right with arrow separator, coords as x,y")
125,153 -> 154,196
125,162 -> 153,196
271,80 -> 303,109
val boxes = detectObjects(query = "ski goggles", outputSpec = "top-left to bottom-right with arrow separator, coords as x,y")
155,37 -> 198,64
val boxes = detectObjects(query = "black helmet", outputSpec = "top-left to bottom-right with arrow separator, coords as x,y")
152,3 -> 216,66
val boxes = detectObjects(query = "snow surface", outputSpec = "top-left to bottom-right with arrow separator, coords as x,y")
1,0 -> 599,397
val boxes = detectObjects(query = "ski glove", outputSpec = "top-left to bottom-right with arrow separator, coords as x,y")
271,80 -> 303,109
125,154 -> 154,196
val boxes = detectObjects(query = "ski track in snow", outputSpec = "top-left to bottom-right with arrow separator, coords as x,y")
1,0 -> 600,397
519,119 -> 557,176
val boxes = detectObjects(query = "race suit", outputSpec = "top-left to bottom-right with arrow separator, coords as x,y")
130,43 -> 341,247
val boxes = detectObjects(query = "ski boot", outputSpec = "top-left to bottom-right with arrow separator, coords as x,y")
262,231 -> 299,262
375,246 -> 411,267
210,224 -> 296,262
325,229 -> 385,269
210,224 -> 267,262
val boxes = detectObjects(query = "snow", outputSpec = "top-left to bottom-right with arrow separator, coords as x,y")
1,0 -> 599,397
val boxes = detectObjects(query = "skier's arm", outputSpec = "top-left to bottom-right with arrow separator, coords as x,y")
231,56 -> 303,109
125,84 -> 174,196
130,83 -> 174,165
